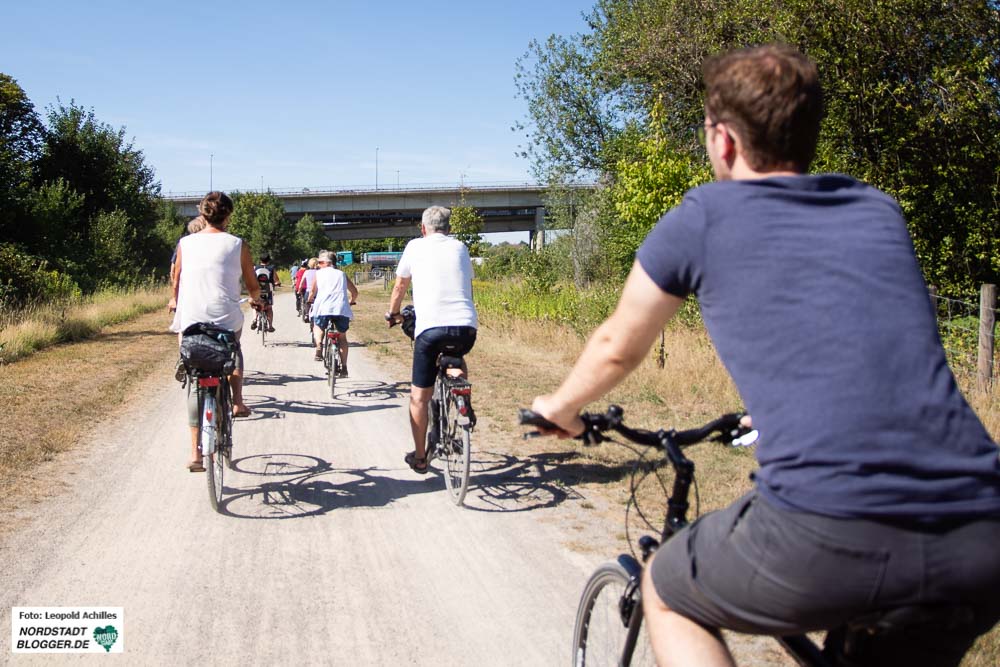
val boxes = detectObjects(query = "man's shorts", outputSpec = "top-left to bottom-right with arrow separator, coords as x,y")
313,315 -> 350,333
260,291 -> 273,306
412,326 -> 477,388
649,490 -> 1000,666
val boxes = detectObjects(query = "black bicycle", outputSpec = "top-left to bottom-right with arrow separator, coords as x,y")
427,351 -> 475,504
518,405 -> 973,667
180,324 -> 239,513
320,319 -> 343,399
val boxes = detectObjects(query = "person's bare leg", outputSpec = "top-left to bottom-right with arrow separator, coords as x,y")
338,334 -> 348,370
641,563 -> 735,667
190,426 -> 200,465
231,369 -> 249,415
409,386 -> 433,461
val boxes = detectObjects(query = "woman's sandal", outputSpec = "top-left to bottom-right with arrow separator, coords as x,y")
233,405 -> 252,418
187,460 -> 206,473
404,451 -> 429,475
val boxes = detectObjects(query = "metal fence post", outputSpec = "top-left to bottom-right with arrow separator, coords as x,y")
928,285 -> 938,320
978,284 -> 996,392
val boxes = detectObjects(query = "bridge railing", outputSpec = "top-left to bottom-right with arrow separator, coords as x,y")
163,180 -> 595,199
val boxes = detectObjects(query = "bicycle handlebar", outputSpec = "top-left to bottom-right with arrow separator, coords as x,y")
518,405 -> 757,449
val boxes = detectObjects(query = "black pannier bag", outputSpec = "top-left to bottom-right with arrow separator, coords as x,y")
400,305 -> 416,340
180,323 -> 237,375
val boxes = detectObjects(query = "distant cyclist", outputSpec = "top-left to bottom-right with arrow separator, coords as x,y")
308,250 -> 358,373
530,44 -> 1000,667
252,254 -> 281,332
387,206 -> 478,474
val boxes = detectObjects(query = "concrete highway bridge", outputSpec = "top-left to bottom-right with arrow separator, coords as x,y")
164,182 -> 592,244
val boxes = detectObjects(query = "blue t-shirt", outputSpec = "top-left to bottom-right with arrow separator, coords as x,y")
636,174 -> 1000,519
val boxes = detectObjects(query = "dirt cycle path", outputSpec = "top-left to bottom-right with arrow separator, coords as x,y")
0,290 -> 599,665
0,289 -> 787,666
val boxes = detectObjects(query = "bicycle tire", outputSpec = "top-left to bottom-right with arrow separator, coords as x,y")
572,560 -> 655,667
259,312 -> 267,347
442,396 -> 472,506
203,388 -> 225,513
221,379 -> 236,470
327,343 -> 340,398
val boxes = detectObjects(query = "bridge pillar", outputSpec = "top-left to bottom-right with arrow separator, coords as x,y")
532,206 -> 546,251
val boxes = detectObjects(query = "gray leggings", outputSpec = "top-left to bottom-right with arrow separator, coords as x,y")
184,330 -> 242,427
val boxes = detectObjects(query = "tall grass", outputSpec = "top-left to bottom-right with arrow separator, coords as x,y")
0,285 -> 170,364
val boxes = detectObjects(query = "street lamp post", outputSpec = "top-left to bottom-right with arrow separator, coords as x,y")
375,146 -> 379,190
210,153 -> 213,191
396,170 -> 399,189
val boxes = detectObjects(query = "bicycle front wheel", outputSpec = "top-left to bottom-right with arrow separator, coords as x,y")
573,560 -> 654,667
442,402 -> 472,506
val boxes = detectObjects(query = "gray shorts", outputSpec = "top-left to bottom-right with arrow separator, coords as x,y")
650,491 -> 1000,666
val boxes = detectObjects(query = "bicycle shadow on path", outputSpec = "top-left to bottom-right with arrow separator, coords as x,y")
239,395 -> 399,420
242,370 -> 320,387
216,453 -> 445,519
460,450 -> 638,514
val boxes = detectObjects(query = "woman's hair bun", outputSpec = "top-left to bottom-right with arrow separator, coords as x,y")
198,191 -> 234,226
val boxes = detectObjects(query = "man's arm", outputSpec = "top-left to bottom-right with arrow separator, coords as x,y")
388,275 -> 411,318
346,277 -> 359,303
531,260 -> 684,434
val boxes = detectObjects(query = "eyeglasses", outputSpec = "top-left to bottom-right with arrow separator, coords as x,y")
695,121 -> 720,147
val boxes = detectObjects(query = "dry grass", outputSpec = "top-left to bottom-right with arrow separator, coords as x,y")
0,285 -> 169,364
350,280 -> 999,666
0,307 -> 177,534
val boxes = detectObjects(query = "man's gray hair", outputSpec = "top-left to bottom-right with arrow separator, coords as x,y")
422,206 -> 451,233
187,218 -> 206,234
317,250 -> 334,264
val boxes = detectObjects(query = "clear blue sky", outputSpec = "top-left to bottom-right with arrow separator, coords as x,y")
1,0 -> 594,196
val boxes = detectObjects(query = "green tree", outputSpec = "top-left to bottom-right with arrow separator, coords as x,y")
227,191 -> 294,262
606,104 -> 711,276
0,73 -> 44,243
89,209 -> 137,288
450,192 -> 485,255
36,102 -> 160,236
293,214 -> 327,259
517,0 -> 1000,292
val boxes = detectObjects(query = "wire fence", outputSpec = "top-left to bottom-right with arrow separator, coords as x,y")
932,285 -> 997,395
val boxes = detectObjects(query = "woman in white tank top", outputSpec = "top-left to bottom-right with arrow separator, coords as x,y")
168,192 -> 262,471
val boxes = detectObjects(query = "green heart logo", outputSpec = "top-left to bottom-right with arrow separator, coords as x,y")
93,625 -> 118,652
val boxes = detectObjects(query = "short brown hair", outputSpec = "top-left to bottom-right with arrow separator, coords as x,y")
703,43 -> 824,172
198,191 -> 234,227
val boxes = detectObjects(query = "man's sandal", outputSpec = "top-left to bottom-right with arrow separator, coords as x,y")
187,460 -> 206,473
404,451 -> 429,475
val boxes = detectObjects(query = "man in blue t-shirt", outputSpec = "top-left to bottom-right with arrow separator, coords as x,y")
532,44 -> 1000,666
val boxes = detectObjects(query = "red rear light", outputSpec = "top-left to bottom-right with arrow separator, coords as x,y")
327,332 -> 339,340
198,377 -> 221,387
450,387 -> 471,397
459,405 -> 468,416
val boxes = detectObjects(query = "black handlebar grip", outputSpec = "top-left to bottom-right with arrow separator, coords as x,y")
517,409 -> 560,431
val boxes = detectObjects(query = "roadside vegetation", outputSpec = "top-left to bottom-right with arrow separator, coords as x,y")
0,284 -> 169,365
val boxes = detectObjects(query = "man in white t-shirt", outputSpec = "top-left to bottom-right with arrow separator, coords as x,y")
308,250 -> 358,374
387,206 -> 478,474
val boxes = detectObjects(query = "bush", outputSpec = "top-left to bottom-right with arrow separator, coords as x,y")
0,243 -> 80,307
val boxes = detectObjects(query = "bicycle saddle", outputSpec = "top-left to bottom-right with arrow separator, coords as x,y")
438,355 -> 464,370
